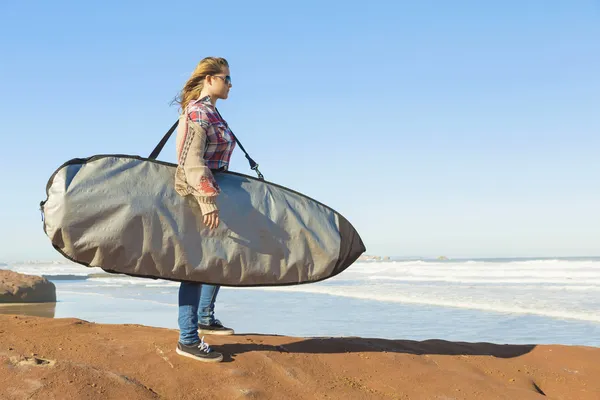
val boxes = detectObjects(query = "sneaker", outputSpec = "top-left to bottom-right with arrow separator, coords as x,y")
176,337 -> 223,363
198,319 -> 235,336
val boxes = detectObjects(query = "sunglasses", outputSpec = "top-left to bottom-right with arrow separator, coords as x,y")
212,75 -> 232,85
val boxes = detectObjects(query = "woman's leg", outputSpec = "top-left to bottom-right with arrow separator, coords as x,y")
176,282 -> 223,362
198,284 -> 234,335
178,282 -> 202,344
198,284 -> 220,325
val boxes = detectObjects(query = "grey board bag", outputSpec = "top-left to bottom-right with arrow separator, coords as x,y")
40,115 -> 366,286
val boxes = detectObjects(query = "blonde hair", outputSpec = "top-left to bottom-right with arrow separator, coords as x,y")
173,57 -> 229,113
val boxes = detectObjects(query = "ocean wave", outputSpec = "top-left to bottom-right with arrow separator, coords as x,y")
58,290 -> 177,307
246,286 -> 600,323
365,276 -> 600,285
42,274 -> 92,280
345,260 -> 600,278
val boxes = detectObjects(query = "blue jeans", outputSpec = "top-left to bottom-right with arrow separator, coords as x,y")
178,282 -> 221,345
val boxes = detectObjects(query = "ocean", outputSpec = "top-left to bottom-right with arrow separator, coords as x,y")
2,257 -> 600,346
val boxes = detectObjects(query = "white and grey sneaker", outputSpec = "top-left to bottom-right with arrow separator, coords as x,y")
176,337 -> 223,363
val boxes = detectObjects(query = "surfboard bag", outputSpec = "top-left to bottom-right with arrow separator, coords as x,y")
40,121 -> 365,286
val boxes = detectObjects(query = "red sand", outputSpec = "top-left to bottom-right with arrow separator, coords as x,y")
1,315 -> 599,399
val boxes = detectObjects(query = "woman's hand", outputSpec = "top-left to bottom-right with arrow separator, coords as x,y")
203,210 -> 220,230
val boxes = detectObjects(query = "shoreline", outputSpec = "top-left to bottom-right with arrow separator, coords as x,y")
0,302 -> 57,318
3,285 -> 600,348
2,261 -> 600,348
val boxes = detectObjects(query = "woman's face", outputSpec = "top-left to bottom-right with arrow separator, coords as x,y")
209,66 -> 232,100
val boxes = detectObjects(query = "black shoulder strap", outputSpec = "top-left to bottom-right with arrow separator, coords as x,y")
148,120 -> 178,160
214,108 -> 264,180
148,111 -> 264,180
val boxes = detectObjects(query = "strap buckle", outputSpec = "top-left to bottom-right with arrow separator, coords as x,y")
252,164 -> 264,180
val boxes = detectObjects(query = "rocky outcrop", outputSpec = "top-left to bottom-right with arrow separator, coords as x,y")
0,270 -> 56,303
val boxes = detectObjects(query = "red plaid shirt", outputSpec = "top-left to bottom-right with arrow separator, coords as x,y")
186,96 -> 236,170
174,96 -> 237,215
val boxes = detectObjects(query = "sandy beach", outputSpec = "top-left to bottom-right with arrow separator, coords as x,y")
1,314 -> 599,400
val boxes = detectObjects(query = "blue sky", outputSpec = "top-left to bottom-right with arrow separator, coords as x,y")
0,0 -> 598,261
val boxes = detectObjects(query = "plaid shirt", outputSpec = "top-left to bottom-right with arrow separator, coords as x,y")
187,96 -> 236,170
174,96 -> 236,215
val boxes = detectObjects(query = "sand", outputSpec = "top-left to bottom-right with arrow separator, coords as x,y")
1,314 -> 599,399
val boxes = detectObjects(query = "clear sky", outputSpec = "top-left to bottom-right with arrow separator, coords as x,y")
0,0 -> 598,261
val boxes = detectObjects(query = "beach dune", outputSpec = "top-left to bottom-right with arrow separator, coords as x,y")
1,315 -> 599,399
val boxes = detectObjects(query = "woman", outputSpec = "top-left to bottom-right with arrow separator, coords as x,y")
173,57 -> 236,363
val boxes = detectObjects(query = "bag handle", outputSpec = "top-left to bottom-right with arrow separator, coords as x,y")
148,109 -> 264,180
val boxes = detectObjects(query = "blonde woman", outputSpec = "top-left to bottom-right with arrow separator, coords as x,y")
173,57 -> 236,363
